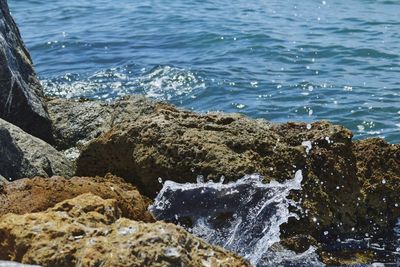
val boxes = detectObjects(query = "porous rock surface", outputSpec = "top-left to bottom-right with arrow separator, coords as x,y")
0,193 -> 249,267
47,95 -> 156,150
354,138 -> 400,235
0,118 -> 73,180
0,174 -> 154,222
0,0 -> 53,142
76,103 -> 400,243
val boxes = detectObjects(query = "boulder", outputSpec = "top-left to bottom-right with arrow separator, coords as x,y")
354,138 -> 400,236
76,103 -> 400,245
0,0 -> 53,142
0,174 -> 154,222
47,95 -> 156,150
0,118 -> 73,180
0,193 -> 249,267
76,103 -> 304,195
75,104 -> 359,234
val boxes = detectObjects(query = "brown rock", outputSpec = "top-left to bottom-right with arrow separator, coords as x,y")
0,193 -> 249,267
0,0 -> 53,142
76,103 -> 304,195
0,174 -> 153,222
354,138 -> 400,236
76,104 -> 364,238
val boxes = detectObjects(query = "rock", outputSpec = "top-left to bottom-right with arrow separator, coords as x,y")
76,103 -> 304,195
0,0 -> 53,142
76,104 -> 361,235
354,138 -> 400,236
0,118 -> 73,180
272,121 -> 364,239
47,95 -> 156,150
0,193 -> 250,267
0,174 -> 154,222
75,103 -> 400,248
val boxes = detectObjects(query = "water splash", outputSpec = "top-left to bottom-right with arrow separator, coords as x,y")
150,171 -> 323,266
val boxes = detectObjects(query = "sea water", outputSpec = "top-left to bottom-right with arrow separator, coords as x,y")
8,0 -> 400,143
150,171 -> 323,266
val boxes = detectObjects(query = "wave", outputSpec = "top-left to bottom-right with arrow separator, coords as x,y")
42,65 -> 206,101
149,171 -> 323,266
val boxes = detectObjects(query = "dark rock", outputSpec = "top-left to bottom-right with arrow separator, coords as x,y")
354,138 -> 400,236
0,118 -> 73,180
0,0 -> 53,142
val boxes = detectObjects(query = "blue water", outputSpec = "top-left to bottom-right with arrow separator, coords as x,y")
8,0 -> 400,143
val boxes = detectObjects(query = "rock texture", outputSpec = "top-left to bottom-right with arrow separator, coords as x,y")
0,0 -> 53,142
0,193 -> 249,267
0,118 -> 73,180
76,103 -> 305,195
76,103 -> 400,244
0,174 -> 154,222
354,138 -> 400,236
47,95 -> 156,150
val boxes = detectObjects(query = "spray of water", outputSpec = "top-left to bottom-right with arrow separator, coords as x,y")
149,170 -> 323,266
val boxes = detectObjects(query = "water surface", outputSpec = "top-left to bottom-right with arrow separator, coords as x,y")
8,0 -> 400,142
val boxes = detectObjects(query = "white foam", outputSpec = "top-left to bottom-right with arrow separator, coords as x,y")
149,170 -> 322,266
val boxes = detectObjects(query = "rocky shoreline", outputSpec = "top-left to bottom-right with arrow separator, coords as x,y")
1,0 -> 399,265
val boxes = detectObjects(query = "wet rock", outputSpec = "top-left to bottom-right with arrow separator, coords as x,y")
319,250 -> 376,266
76,103 -> 305,196
273,121 -> 364,238
47,95 -> 156,150
0,193 -> 250,267
354,138 -> 400,236
76,105 -> 364,236
0,0 -> 53,142
280,235 -> 319,254
0,174 -> 154,222
0,118 -> 73,180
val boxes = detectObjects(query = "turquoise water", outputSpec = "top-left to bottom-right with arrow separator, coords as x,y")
8,0 -> 400,143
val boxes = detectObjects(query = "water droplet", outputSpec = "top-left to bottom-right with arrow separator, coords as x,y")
158,177 -> 163,184
306,124 -> 312,130
196,175 -> 204,183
